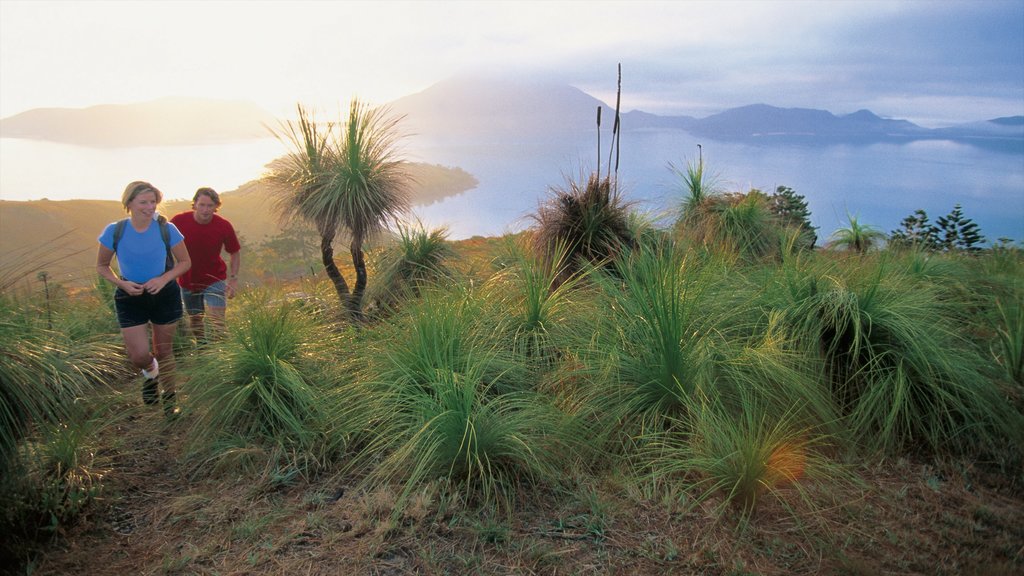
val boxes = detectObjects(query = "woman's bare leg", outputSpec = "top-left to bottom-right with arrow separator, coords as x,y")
151,322 -> 178,394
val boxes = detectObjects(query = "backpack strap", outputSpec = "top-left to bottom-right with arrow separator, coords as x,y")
111,216 -> 174,272
156,215 -> 174,272
112,218 -> 128,254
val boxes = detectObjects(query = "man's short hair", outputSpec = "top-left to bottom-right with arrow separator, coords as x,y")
193,187 -> 222,207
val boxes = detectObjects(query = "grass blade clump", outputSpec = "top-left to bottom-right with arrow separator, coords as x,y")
368,284 -> 525,397
367,360 -> 576,514
777,258 -> 1023,455
994,299 -> 1023,386
358,284 -> 580,514
639,389 -> 849,521
485,236 -> 589,366
530,171 -> 635,288
573,243 -> 735,435
185,291 -> 351,472
0,295 -> 124,470
366,220 -> 454,315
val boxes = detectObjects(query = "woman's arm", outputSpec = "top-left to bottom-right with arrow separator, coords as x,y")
97,244 -> 144,296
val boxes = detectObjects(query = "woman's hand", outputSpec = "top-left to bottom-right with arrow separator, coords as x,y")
142,276 -> 168,295
119,279 -> 146,296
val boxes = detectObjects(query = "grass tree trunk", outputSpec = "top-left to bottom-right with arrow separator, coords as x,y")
319,231 -> 351,306
349,236 -> 367,321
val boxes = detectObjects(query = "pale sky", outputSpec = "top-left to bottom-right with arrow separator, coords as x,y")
1,0 -> 1022,128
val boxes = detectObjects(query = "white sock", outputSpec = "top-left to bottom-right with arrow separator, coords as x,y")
142,357 -> 159,380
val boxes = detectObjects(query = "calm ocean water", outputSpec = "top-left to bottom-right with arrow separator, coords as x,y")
2,132 -> 1022,243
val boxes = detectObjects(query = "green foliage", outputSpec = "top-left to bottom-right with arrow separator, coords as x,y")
674,177 -> 812,261
889,209 -> 939,251
827,214 -> 886,254
0,295 -> 124,469
935,203 -> 986,252
367,221 -> 455,314
768,186 -> 817,250
358,286 -> 579,513
640,392 -> 845,515
563,244 -> 822,447
775,257 -> 1023,454
994,299 -> 1024,386
670,153 -> 720,227
530,172 -> 636,287
711,191 -> 782,260
0,418 -> 108,567
366,285 -> 526,398
369,362 -> 575,513
485,236 -> 589,364
890,205 -> 989,253
184,292 -> 353,473
268,100 -> 412,317
588,244 -> 722,426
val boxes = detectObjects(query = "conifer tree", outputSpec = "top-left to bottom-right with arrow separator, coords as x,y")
889,209 -> 939,250
935,204 -> 986,252
769,186 -> 817,249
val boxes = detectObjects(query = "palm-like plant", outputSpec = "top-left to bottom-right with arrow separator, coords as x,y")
367,221 -> 454,314
530,172 -> 635,288
827,215 -> 886,254
776,259 -> 1023,454
640,391 -> 843,516
269,100 -> 411,318
184,292 -> 352,470
670,152 -> 719,228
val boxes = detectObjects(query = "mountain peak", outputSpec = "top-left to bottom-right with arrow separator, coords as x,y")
388,74 -> 607,138
845,109 -> 882,121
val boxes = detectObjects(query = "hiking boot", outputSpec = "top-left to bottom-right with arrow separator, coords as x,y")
142,378 -> 159,405
162,391 -> 180,419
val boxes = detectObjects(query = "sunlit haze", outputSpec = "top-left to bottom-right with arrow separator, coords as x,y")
2,0 -> 1022,127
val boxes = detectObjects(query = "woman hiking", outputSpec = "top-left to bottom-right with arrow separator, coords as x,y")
96,181 -> 191,418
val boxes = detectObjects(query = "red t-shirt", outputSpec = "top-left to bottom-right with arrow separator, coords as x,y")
171,211 -> 241,291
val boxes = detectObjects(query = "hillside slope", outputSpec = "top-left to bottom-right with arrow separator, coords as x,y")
0,163 -> 478,287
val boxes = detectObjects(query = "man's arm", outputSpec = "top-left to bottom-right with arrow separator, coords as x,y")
226,249 -> 241,298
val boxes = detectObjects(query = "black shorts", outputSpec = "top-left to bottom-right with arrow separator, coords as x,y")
114,281 -> 184,329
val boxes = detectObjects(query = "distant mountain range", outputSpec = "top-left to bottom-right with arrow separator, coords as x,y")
0,97 -> 278,147
2,75 -> 1022,152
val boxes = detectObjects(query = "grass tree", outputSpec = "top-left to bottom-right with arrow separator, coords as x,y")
366,221 -> 455,315
0,285 -> 126,563
774,257 -> 1023,455
357,284 -> 579,514
639,389 -> 848,518
530,172 -> 635,288
671,157 -> 788,261
827,214 -> 886,254
269,100 -> 412,319
567,244 -> 736,440
483,236 -> 590,365
183,291 -> 354,475
670,148 -> 720,228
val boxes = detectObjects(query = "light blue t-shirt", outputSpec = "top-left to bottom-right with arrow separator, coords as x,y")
98,216 -> 184,283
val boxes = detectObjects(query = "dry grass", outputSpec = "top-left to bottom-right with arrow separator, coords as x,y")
25,373 -> 1023,576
